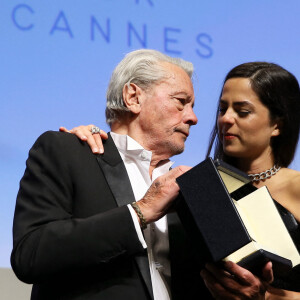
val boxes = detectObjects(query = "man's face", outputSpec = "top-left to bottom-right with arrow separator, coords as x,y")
137,62 -> 197,158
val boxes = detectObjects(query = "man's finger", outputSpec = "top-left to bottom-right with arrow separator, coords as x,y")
168,165 -> 192,179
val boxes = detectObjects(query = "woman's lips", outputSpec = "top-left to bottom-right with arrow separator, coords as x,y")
224,133 -> 237,140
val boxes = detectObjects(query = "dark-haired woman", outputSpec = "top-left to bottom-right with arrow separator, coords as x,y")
203,62 -> 300,299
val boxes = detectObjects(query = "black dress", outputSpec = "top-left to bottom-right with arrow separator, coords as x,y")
272,201 -> 300,291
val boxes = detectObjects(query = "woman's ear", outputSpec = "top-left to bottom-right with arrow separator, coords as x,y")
122,83 -> 142,114
271,119 -> 282,137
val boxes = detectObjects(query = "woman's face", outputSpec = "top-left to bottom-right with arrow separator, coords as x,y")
217,78 -> 280,161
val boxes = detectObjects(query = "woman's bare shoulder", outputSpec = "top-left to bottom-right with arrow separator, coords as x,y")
283,168 -> 300,188
276,168 -> 300,196
275,168 -> 300,221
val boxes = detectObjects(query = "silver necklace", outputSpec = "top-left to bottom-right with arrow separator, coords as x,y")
248,164 -> 281,182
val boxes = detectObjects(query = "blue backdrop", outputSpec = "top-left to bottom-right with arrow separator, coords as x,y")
1,0 -> 300,267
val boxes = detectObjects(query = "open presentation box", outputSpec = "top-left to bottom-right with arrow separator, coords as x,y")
176,158 -> 300,276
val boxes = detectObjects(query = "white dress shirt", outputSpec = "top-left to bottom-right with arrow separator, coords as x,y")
110,132 -> 174,300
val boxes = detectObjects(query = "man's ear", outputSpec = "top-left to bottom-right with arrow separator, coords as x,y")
122,83 -> 142,114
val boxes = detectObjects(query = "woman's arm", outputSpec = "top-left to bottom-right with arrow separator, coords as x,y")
265,170 -> 300,299
266,286 -> 300,299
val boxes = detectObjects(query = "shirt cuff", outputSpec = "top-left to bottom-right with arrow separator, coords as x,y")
127,204 -> 147,249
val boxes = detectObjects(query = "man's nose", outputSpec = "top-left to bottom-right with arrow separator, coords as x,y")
184,106 -> 198,126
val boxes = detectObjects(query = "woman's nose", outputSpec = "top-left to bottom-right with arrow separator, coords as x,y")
220,109 -> 235,124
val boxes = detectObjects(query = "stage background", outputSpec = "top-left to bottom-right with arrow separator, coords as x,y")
1,0 -> 300,282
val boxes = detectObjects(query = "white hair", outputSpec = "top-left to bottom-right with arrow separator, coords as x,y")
105,49 -> 194,126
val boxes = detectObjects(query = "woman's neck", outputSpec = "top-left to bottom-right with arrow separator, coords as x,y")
235,155 -> 275,175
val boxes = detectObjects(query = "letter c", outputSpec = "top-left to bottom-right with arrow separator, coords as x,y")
12,4 -> 34,31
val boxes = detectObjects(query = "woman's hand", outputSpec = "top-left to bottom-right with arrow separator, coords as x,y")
200,261 -> 273,299
59,125 -> 108,154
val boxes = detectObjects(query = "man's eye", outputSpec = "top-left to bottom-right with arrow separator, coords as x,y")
173,98 -> 185,110
175,98 -> 185,105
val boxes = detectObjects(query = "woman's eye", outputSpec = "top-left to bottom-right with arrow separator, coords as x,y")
238,110 -> 251,117
218,107 -> 226,115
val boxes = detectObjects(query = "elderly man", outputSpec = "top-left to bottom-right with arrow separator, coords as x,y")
12,49 -> 272,300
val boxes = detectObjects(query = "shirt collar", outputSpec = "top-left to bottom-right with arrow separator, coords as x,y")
110,132 -> 174,170
110,132 -> 144,152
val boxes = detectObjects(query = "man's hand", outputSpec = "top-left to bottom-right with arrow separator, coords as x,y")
200,261 -> 273,300
137,166 -> 191,224
59,125 -> 108,154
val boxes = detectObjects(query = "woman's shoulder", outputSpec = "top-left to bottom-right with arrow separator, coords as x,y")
274,168 -> 300,196
281,168 -> 300,190
268,168 -> 300,219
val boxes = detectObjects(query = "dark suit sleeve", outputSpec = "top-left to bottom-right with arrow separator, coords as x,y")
11,131 -> 144,284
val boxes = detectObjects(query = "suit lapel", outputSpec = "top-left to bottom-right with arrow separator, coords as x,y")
96,134 -> 135,207
96,134 -> 153,299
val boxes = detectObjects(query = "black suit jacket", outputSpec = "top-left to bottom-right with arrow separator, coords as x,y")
11,131 -> 211,300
